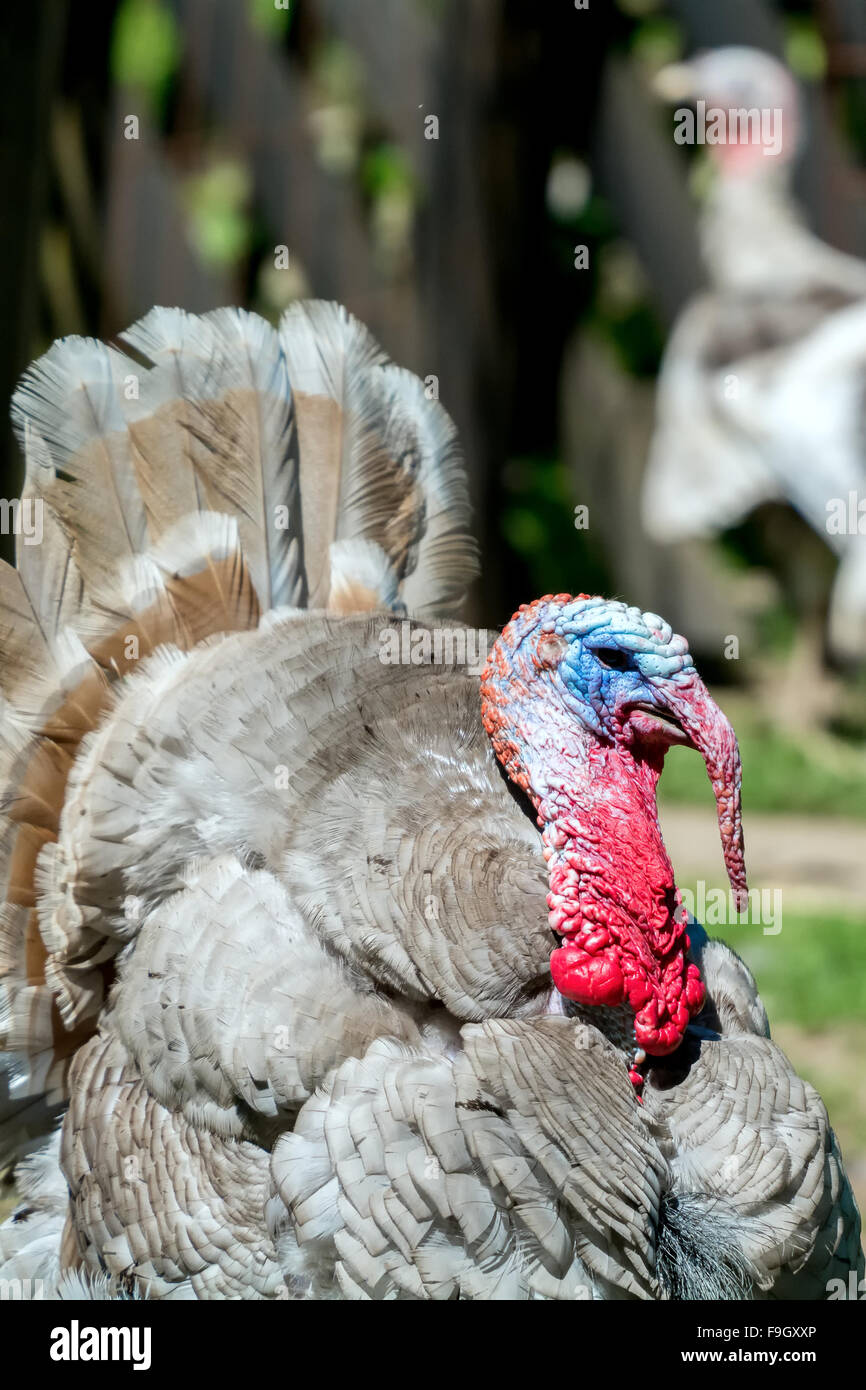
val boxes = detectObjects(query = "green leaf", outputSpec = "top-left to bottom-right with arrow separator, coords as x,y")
182,159 -> 254,269
784,20 -> 828,83
362,143 -> 415,200
247,0 -> 293,42
111,0 -> 180,99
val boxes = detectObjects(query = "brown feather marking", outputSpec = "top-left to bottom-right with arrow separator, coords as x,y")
7,741 -> 72,829
183,390 -> 276,513
8,825 -> 55,911
162,553 -> 261,644
328,582 -> 386,616
35,430 -> 141,580
295,391 -> 342,608
384,477 -> 424,580
295,388 -> 425,608
127,400 -> 202,538
23,908 -> 48,982
41,668 -> 111,747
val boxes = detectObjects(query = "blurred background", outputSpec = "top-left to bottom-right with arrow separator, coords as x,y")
0,0 -> 864,1211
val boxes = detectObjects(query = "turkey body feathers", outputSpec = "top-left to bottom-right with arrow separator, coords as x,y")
0,302 -> 861,1300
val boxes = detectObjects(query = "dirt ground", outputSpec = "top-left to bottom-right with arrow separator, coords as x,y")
660,806 -> 866,914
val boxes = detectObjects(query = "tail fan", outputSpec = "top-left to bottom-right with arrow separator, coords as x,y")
0,302 -> 478,1148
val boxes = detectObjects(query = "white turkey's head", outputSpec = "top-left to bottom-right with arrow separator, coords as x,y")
654,46 -> 801,175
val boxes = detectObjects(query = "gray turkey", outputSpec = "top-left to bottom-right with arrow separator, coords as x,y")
644,47 -> 866,665
0,302 -> 861,1300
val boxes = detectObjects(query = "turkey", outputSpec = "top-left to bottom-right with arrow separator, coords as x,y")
644,46 -> 866,665
0,302 -> 861,1300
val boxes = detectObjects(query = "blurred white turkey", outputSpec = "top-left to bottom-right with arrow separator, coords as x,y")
0,302 -> 861,1300
644,46 -> 866,664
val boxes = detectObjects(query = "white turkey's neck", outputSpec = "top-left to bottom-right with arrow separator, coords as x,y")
702,170 -> 802,291
702,169 -> 866,298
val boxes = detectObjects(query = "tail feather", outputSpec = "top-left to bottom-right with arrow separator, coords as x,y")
120,307 -> 306,610
278,300 -> 475,615
0,299 -> 478,1151
278,299 -> 392,608
376,365 -> 476,619
10,338 -> 149,626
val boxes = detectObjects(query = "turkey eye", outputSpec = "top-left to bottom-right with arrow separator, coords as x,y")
595,647 -> 629,670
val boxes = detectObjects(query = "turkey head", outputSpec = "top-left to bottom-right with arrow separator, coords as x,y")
654,47 -> 801,174
481,594 -> 747,1058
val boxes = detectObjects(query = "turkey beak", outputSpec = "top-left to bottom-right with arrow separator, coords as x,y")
653,61 -> 697,103
660,677 -> 749,912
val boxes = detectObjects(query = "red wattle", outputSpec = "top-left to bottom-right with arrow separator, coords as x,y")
539,745 -> 706,1057
550,943 -> 625,1007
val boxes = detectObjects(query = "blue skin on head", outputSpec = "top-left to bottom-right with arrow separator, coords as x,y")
481,591 -> 746,913
522,597 -> 697,741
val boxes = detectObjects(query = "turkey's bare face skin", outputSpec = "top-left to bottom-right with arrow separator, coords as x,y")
480,594 -> 747,1059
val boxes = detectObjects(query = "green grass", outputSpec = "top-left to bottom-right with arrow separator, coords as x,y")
707,900 -> 866,1173
660,717 -> 866,820
729,906 -> 866,1031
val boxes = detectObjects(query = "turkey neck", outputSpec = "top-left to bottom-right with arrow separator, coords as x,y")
534,730 -> 704,1058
